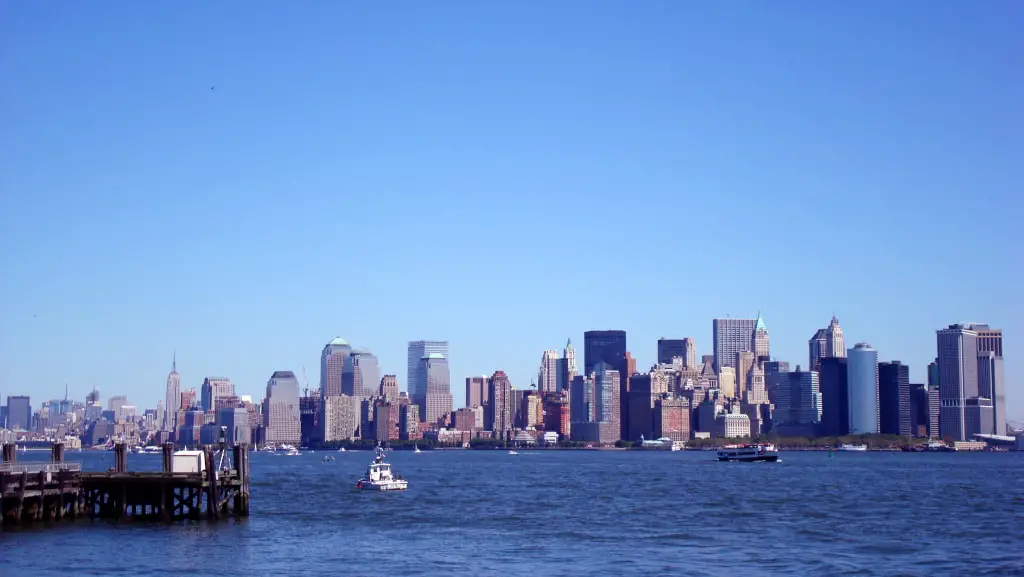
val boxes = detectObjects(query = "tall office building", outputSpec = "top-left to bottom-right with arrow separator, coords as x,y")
878,361 -> 911,436
657,338 -> 686,365
5,396 -> 31,431
320,337 -> 352,398
164,352 -> 181,431
847,343 -> 879,434
936,324 -> 979,441
809,316 -> 846,371
466,376 -> 490,409
343,348 -> 380,398
773,368 -> 820,428
712,317 -> 757,371
489,370 -> 513,439
201,377 -> 234,411
264,371 -> 301,445
818,357 -> 849,437
379,375 -> 399,402
555,338 -> 578,392
407,340 -> 449,405
977,351 -> 1005,435
751,313 -> 770,360
584,331 -> 628,439
538,350 -> 559,393
421,353 -> 453,425
682,338 -> 697,369
973,324 -> 1004,435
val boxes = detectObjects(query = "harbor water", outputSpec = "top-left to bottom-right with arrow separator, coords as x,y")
1,449 -> 1022,576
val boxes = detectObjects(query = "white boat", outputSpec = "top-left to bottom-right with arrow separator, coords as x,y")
508,450 -> 518,455
413,444 -> 422,453
337,447 -> 346,453
839,443 -> 868,452
278,443 -> 297,452
355,446 -> 408,491
261,445 -> 276,453
717,443 -> 779,462
283,447 -> 301,456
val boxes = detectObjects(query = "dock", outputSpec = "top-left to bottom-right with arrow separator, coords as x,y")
0,441 -> 250,528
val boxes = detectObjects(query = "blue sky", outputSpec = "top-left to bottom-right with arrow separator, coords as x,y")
1,2 -> 1020,421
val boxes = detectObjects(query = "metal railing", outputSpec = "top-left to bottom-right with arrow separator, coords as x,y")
0,462 -> 82,474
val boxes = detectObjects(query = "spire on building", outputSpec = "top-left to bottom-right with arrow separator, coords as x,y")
172,349 -> 178,373
755,311 -> 767,332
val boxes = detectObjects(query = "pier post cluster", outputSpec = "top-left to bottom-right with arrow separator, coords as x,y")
0,442 -> 250,528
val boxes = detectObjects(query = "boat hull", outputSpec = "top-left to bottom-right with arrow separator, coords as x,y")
717,454 -> 779,462
355,480 -> 408,492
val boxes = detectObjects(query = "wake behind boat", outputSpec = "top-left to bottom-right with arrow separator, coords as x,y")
839,444 -> 868,452
355,446 -> 408,492
717,443 -> 779,462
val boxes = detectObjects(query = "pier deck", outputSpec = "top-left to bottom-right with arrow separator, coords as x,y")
0,442 -> 250,528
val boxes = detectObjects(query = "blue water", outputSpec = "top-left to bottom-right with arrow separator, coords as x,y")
1,449 -> 1022,576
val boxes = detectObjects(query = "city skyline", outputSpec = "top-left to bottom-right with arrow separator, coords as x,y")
2,316 -> 1018,425
1,4 -> 1019,421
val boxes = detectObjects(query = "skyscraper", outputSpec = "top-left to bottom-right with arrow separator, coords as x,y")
936,324 -> 979,441
847,343 -> 879,435
489,370 -> 513,439
818,357 -> 849,437
201,377 -> 234,411
320,337 -> 352,398
878,361 -> 911,436
343,348 -> 380,398
407,340 -> 449,404
657,338 -> 686,365
751,312 -> 770,360
809,316 -> 846,371
555,338 -> 578,392
5,396 -> 31,431
466,376 -> 490,409
379,375 -> 399,402
538,349 -> 559,393
163,352 -> 181,431
977,351 -> 1005,435
264,371 -> 301,444
421,353 -> 452,425
712,317 -> 757,371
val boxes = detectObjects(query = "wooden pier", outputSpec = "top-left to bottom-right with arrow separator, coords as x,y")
0,441 -> 250,528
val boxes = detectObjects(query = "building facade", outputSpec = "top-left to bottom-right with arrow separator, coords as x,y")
847,343 -> 879,435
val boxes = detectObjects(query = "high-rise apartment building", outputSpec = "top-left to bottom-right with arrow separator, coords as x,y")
164,353 -> 181,431
847,343 -> 879,434
712,317 -> 757,372
406,340 -> 449,406
538,350 -> 559,393
320,337 -> 351,398
321,394 -> 359,442
488,370 -> 513,440
264,371 -> 301,445
878,361 -> 911,436
936,324 -> 979,441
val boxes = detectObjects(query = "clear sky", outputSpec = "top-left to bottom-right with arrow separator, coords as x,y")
1,2 -> 1021,422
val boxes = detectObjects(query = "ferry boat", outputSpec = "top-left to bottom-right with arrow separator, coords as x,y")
355,446 -> 408,491
717,443 -> 779,462
838,443 -> 868,452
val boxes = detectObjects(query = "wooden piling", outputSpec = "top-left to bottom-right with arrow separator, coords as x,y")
2,444 -> 16,464
114,442 -> 127,473
162,443 -> 174,473
52,442 -> 65,464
